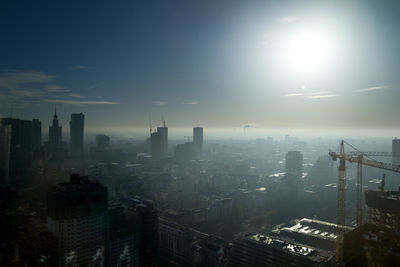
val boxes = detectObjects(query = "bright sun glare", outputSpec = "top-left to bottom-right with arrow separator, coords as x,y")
282,28 -> 333,74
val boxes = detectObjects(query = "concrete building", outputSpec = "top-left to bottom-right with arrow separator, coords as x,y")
150,131 -> 163,160
31,118 -> 42,151
157,126 -> 168,156
47,174 -> 108,266
231,232 -> 335,267
193,127 -> 203,157
0,118 -> 35,186
46,108 -> 67,159
108,206 -> 139,267
392,138 -> 400,165
286,151 -> 303,176
69,113 -> 85,157
96,134 -> 110,149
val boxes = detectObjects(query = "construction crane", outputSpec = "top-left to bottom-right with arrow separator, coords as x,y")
329,140 -> 400,263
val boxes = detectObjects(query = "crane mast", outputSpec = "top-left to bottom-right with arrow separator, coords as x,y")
329,141 -> 400,264
336,140 -> 346,263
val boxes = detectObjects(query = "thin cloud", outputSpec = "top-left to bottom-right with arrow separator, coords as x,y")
44,85 -> 69,92
9,89 -> 44,98
0,69 -> 54,89
354,85 -> 390,93
307,91 -> 330,96
183,101 -> 198,105
277,16 -> 297,24
152,101 -> 167,106
69,65 -> 95,70
306,94 -> 339,99
44,99 -> 118,105
284,93 -> 303,97
69,93 -> 87,99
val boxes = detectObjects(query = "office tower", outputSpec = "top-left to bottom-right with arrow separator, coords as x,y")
96,134 -> 110,149
286,151 -> 303,176
47,174 -> 108,266
174,142 -> 196,162
157,126 -> 168,156
193,127 -> 203,157
108,206 -> 139,267
70,113 -> 85,157
150,131 -> 163,160
136,200 -> 159,267
392,138 -> 400,165
31,119 -> 42,151
0,118 -> 34,186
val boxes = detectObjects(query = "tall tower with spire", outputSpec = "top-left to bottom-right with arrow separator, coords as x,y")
47,106 -> 63,158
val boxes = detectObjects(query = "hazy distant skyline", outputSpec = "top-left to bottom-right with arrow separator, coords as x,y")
1,0 -> 400,130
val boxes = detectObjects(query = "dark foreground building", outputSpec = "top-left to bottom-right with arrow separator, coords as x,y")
230,232 -> 335,267
47,174 -> 108,266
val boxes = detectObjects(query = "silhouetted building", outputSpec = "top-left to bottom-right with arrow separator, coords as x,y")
136,200 -> 159,267
343,224 -> 400,266
31,119 -> 42,151
157,126 -> 168,156
45,108 -> 67,160
108,206 -> 139,267
193,127 -> 203,157
96,134 -> 110,149
0,118 -> 34,186
392,138 -> 400,165
47,174 -> 108,266
174,142 -> 196,162
286,151 -> 303,176
70,113 -> 85,157
150,131 -> 163,160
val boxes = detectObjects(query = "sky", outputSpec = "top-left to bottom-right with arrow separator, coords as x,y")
1,0 -> 400,133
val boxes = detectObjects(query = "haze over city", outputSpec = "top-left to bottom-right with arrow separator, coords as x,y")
1,1 -> 400,267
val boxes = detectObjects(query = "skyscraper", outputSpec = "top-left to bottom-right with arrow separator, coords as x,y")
46,108 -> 63,158
31,119 -> 42,151
157,125 -> 168,157
150,131 -> 163,160
47,174 -> 108,266
96,134 -> 110,149
286,151 -> 303,177
193,127 -> 203,157
392,138 -> 400,165
70,113 -> 85,157
0,118 -> 34,186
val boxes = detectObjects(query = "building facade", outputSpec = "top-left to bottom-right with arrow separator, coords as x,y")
70,113 -> 85,157
193,127 -> 203,157
47,174 -> 108,266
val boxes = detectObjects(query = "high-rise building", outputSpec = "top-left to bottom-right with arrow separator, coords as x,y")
150,131 -> 163,160
392,138 -> 400,165
70,113 -> 85,157
136,200 -> 159,267
286,151 -> 303,176
47,174 -> 108,266
31,119 -> 42,151
46,108 -> 64,159
108,206 -> 139,267
193,127 -> 203,157
96,134 -> 110,149
0,118 -> 34,186
157,126 -> 168,156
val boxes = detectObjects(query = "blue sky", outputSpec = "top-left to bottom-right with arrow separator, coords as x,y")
1,0 -> 400,130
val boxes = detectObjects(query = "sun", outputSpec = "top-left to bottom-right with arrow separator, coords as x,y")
282,28 -> 333,74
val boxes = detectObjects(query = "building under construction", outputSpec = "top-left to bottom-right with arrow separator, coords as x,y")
342,178 -> 400,266
365,187 -> 400,231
